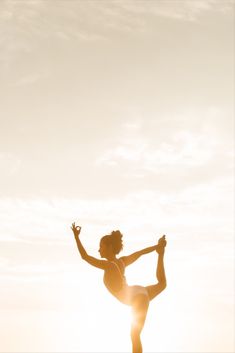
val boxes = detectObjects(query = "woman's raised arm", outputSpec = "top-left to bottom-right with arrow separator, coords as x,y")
71,222 -> 108,270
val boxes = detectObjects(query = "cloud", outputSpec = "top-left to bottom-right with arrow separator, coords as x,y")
96,131 -> 212,168
1,0 -> 233,56
0,161 -> 233,247
95,106 -> 233,186
1,0 -> 233,90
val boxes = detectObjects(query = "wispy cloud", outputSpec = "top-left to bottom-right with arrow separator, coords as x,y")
1,0 -> 233,55
95,107 -> 233,185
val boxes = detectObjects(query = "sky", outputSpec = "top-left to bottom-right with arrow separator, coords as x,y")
0,0 -> 234,352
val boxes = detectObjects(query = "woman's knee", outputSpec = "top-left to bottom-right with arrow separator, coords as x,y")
131,325 -> 140,338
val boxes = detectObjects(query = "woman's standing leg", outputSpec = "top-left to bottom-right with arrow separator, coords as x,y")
130,294 -> 149,353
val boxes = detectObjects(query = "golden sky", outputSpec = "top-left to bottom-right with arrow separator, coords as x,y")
0,1 -> 234,352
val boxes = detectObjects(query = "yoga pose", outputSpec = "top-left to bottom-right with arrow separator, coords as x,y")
71,222 -> 167,353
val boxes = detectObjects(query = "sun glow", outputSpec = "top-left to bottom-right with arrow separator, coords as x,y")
61,268 -> 132,352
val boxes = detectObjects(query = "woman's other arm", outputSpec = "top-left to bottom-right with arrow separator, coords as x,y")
120,245 -> 157,267
120,235 -> 166,267
71,223 -> 107,270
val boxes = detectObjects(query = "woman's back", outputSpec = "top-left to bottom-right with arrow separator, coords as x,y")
103,259 -> 127,294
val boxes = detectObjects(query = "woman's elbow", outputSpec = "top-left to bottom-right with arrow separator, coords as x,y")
81,252 -> 88,261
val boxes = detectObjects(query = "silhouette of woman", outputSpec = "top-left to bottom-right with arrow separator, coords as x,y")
71,222 -> 167,353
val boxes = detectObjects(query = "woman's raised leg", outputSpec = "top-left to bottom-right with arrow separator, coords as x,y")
146,236 -> 167,301
130,294 -> 149,353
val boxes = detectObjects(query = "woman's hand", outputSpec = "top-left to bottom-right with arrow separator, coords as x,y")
71,222 -> 81,238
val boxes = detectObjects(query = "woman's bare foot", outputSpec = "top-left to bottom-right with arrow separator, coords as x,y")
156,235 -> 167,254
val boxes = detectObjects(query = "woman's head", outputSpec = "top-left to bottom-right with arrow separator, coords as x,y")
99,230 -> 123,258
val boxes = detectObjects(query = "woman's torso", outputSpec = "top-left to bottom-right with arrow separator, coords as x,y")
103,258 -> 149,306
103,258 -> 127,295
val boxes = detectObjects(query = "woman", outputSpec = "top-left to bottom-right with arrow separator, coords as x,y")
71,222 -> 167,353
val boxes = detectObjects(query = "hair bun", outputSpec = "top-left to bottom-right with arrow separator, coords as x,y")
111,230 -> 122,236
110,230 -> 123,254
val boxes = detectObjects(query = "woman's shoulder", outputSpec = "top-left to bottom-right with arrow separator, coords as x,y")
117,257 -> 126,270
107,258 -> 125,270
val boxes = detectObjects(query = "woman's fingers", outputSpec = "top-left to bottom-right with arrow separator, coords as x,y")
71,223 -> 81,235
71,223 -> 80,229
71,223 -> 77,232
